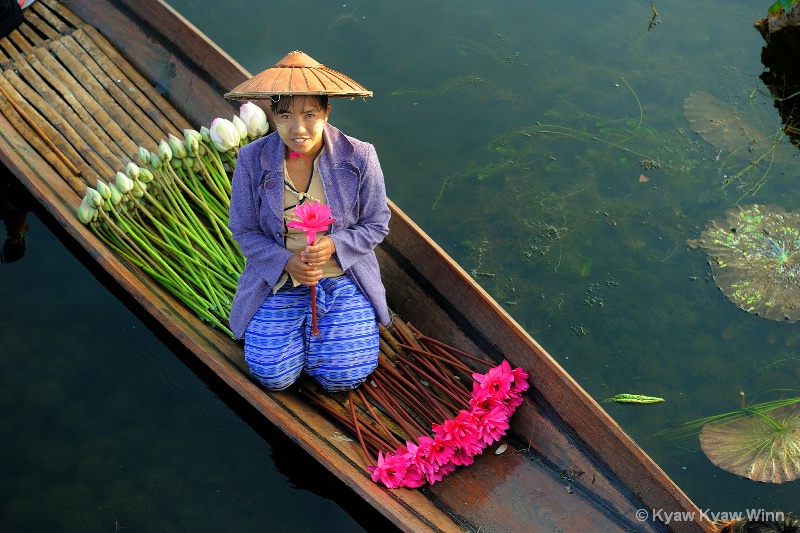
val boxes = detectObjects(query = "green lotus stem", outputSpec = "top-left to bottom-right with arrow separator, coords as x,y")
106,210 -> 198,298
108,205 -> 224,306
186,167 -> 229,222
171,168 -> 240,267
90,220 -> 149,269
200,140 -> 234,197
125,200 -> 234,281
163,165 -> 232,257
190,156 -> 229,209
202,154 -> 232,200
180,159 -> 229,219
148,173 -> 240,274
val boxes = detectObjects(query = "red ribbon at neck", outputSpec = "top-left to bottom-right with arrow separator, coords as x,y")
289,151 -> 308,160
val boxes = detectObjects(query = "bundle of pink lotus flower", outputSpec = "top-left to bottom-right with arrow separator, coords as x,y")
301,320 -> 529,489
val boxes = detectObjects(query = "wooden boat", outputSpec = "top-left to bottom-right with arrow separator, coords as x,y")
0,1 -> 712,531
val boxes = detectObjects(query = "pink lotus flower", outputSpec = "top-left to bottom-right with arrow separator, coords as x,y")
398,444 -> 425,488
469,385 -> 506,412
437,410 -> 481,453
368,360 -> 528,490
286,200 -> 336,245
450,446 -> 477,466
473,362 -> 514,399
475,405 -> 510,447
369,451 -> 409,489
285,200 -> 336,335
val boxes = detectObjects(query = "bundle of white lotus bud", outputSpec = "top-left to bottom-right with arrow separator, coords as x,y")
75,102 -> 270,337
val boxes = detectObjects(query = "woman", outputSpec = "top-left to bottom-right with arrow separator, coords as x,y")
227,51 -> 391,393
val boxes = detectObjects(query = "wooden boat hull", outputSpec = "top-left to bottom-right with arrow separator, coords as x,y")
0,1 -> 711,531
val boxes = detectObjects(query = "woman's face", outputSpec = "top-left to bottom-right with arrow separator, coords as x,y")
273,96 -> 330,157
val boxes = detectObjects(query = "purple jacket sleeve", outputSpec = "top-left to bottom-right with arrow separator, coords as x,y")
327,143 -> 390,271
228,141 -> 292,289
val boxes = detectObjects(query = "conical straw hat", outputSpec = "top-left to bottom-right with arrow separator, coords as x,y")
224,50 -> 372,100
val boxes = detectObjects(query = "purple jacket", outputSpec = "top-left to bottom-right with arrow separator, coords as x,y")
228,123 -> 391,339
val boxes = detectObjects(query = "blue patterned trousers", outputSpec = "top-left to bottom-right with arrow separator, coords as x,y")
244,276 -> 379,392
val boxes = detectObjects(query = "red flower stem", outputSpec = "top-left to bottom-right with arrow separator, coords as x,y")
366,375 -> 427,440
377,368 -> 443,427
310,284 -> 319,335
373,369 -> 438,428
395,358 -> 458,419
399,352 -> 469,408
299,390 -> 388,456
411,331 -> 493,368
344,391 -> 400,452
422,342 -> 473,394
376,360 -> 445,422
377,357 -> 444,419
393,320 -> 421,349
348,390 -> 370,465
395,342 -> 473,374
357,388 -> 404,449
399,344 -> 468,398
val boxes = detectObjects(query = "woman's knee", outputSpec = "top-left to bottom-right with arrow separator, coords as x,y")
252,367 -> 303,390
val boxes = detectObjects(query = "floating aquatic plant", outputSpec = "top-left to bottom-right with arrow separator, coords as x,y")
698,398 -> 800,483
687,204 -> 800,322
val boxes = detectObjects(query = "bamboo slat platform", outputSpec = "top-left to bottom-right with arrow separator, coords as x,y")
0,0 -> 190,197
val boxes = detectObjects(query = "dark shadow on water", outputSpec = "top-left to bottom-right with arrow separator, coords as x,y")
0,166 -> 35,264
33,195 -> 402,533
758,15 -> 800,151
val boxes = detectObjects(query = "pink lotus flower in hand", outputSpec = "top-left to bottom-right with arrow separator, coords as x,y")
286,200 -> 336,245
285,200 -> 335,336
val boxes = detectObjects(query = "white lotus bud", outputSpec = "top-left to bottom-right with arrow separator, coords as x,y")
86,187 -> 104,208
95,179 -> 111,200
137,146 -> 150,167
231,115 -> 248,144
158,139 -> 172,162
138,168 -> 154,184
239,101 -> 268,139
116,171 -> 134,194
126,162 -> 141,180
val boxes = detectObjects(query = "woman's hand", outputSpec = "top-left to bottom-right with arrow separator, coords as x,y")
284,254 -> 321,286
301,236 -> 336,267
284,236 -> 336,286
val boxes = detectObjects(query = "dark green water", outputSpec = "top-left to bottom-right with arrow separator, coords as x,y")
3,0 -> 800,530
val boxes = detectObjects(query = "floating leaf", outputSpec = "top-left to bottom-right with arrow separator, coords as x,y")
683,91 -> 768,155
700,403 -> 800,483
688,204 -> 800,322
606,393 -> 664,404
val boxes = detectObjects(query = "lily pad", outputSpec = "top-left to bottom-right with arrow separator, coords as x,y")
687,204 -> 800,322
699,403 -> 800,483
683,91 -> 765,154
